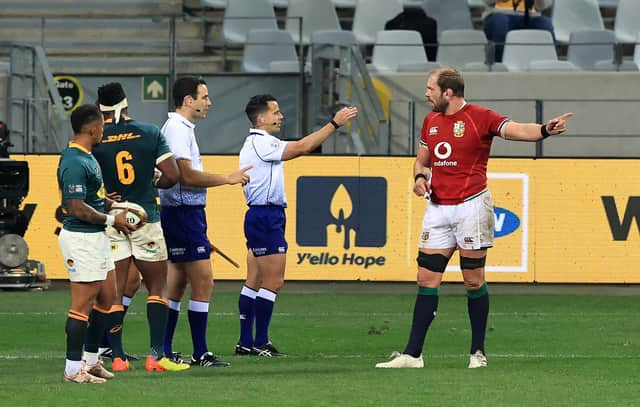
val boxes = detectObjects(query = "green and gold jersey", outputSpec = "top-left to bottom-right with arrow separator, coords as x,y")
57,143 -> 107,232
93,116 -> 172,223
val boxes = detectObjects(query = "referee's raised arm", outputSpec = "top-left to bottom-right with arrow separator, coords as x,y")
233,95 -> 358,357
281,106 -> 358,161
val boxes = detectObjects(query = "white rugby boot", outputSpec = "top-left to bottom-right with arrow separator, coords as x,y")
86,360 -> 115,379
63,362 -> 107,384
375,351 -> 424,368
468,350 -> 488,369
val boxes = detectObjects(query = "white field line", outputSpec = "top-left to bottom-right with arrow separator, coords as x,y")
0,311 -> 637,317
1,353 -> 639,361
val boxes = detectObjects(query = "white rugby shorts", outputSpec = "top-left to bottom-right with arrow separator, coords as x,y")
59,229 -> 114,282
107,221 -> 168,262
419,190 -> 495,250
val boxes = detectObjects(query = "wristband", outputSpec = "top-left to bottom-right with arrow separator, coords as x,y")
152,168 -> 162,186
540,124 -> 551,139
330,119 -> 340,129
104,214 -> 115,226
414,173 -> 427,182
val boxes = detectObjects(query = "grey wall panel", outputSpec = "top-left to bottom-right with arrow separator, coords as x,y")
376,72 -> 640,157
72,74 -> 301,154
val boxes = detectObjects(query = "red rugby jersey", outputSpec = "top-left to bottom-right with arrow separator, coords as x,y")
419,103 -> 509,205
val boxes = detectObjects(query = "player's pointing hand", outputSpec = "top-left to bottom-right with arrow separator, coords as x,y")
545,112 -> 573,136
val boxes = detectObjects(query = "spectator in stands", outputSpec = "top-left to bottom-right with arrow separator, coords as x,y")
385,7 -> 438,61
483,0 -> 555,62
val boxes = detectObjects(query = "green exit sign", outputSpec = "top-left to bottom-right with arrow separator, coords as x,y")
142,76 -> 167,102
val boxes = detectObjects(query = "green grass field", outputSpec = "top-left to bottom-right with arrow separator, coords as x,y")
1,283 -> 640,406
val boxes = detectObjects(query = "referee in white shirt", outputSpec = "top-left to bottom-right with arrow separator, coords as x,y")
159,76 -> 251,367
235,94 -> 357,356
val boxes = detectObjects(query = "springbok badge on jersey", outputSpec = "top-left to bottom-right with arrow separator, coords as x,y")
453,120 -> 465,138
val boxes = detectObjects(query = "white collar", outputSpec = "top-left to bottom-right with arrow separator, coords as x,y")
168,112 -> 195,129
249,128 -> 271,136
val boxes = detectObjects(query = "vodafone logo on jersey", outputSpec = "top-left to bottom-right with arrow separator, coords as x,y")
434,142 -> 452,159
433,141 -> 458,167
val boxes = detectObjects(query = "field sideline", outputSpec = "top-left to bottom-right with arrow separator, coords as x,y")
1,282 -> 639,406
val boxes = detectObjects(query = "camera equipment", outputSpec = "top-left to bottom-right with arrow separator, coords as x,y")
0,158 -> 48,290
0,121 -> 12,159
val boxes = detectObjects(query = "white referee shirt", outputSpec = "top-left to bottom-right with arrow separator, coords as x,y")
239,128 -> 289,207
158,112 -> 207,207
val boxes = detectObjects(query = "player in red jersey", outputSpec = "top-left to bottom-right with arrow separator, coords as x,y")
377,66 -> 572,369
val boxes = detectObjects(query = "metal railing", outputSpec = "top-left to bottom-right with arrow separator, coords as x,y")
389,97 -> 640,158
2,42 -> 68,153
309,41 -> 388,155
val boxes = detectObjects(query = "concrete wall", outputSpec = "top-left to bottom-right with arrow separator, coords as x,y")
0,62 -> 7,122
55,74 -> 302,154
5,70 -> 640,157
377,71 -> 640,157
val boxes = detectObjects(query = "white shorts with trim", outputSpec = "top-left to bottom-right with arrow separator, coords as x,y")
419,190 -> 495,250
107,221 -> 168,262
59,229 -> 114,282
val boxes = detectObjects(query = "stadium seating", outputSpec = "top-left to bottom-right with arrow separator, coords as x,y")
285,0 -> 342,44
0,0 -> 635,77
241,29 -> 299,73
0,18 -> 204,56
311,30 -> 358,49
201,0 -> 227,9
46,55 -> 222,75
222,0 -> 278,45
634,33 -> 640,70
270,0 -> 289,7
0,0 -> 182,17
302,29 -> 360,72
0,19 -> 43,44
331,0 -> 357,7
307,30 -> 359,68
370,30 -> 437,72
614,0 -> 640,43
598,0 -> 619,8
552,0 -> 605,43
423,0 -> 474,35
437,29 -> 489,71
402,0 -> 423,7
467,0 -> 486,7
566,30 -> 620,71
502,30 -> 576,71
352,0 -> 404,46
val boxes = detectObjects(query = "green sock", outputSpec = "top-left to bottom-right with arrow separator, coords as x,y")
147,299 -> 168,359
66,312 -> 88,361
467,282 -> 489,354
85,308 -> 108,354
107,309 -> 126,359
404,287 -> 440,357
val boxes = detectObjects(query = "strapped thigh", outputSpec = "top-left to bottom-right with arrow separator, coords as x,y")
460,255 -> 486,270
416,252 -> 449,273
